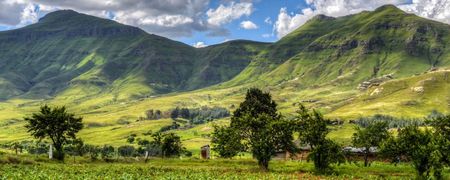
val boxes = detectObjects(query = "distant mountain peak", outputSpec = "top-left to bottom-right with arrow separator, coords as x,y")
373,4 -> 404,13
38,9 -> 82,23
311,14 -> 335,21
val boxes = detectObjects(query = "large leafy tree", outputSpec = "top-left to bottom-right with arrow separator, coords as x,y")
294,103 -> 344,171
24,105 -> 83,161
212,88 -> 295,170
352,121 -> 390,167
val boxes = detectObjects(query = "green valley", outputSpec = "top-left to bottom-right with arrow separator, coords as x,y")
0,5 -> 448,150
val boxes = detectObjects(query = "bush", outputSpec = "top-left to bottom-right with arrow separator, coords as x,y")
158,122 -> 180,132
142,141 -> 162,157
127,134 -> 137,144
118,145 -> 135,157
184,151 -> 193,157
84,145 -> 101,161
101,145 -> 115,162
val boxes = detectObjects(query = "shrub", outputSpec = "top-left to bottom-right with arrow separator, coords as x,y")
158,122 -> 180,132
101,145 -> 115,162
118,145 -> 135,157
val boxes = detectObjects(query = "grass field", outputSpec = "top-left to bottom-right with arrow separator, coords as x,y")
0,70 -> 448,151
1,153 -> 448,179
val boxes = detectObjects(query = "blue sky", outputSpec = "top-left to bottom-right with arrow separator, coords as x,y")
178,0 -> 309,46
0,0 -> 448,47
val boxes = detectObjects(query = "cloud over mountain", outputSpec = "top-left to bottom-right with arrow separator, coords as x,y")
274,0 -> 450,38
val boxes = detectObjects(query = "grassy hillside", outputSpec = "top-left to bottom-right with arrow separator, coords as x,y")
0,10 -> 269,101
223,5 -> 450,89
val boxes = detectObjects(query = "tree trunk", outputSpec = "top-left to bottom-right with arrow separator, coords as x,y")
54,144 -> 65,161
364,149 -> 369,167
259,159 -> 269,171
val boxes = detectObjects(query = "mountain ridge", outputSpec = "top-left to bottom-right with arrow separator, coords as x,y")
0,5 -> 448,109
0,10 -> 269,100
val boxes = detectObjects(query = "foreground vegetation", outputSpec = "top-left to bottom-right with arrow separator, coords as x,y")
1,87 -> 447,179
1,155 -> 449,179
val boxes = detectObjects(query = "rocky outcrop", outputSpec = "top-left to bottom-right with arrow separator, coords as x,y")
411,86 -> 424,93
357,74 -> 394,90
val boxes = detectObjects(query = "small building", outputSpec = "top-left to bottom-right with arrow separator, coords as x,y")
200,145 -> 210,159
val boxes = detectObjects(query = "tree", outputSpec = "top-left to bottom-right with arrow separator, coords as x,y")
352,121 -> 390,167
308,139 -> 345,171
24,105 -> 83,161
138,139 -> 150,146
211,125 -> 244,158
171,107 -> 180,119
427,114 -> 450,139
294,103 -> 344,172
160,133 -> 184,157
427,114 -> 450,167
101,145 -> 115,162
155,110 -> 162,119
84,144 -> 100,161
231,88 -> 278,125
212,88 -> 295,170
152,132 -> 185,157
146,109 -> 154,120
380,125 -> 445,179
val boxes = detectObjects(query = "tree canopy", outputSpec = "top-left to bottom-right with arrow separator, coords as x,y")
212,88 -> 295,170
352,121 -> 390,167
24,105 -> 83,161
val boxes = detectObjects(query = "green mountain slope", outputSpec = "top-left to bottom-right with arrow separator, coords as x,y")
223,5 -> 450,89
0,10 -> 269,101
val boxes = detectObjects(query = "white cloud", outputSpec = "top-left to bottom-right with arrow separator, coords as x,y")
137,15 -> 194,27
240,20 -> 258,29
262,33 -> 272,38
0,0 -> 256,38
275,7 -> 315,38
19,3 -> 38,26
0,0 -> 212,37
206,2 -> 253,26
399,0 -> 450,24
274,0 -> 450,38
264,17 -> 272,24
193,41 -> 207,48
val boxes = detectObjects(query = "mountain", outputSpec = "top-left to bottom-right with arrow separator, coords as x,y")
0,10 -> 269,101
0,5 -> 448,109
222,5 -> 450,89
